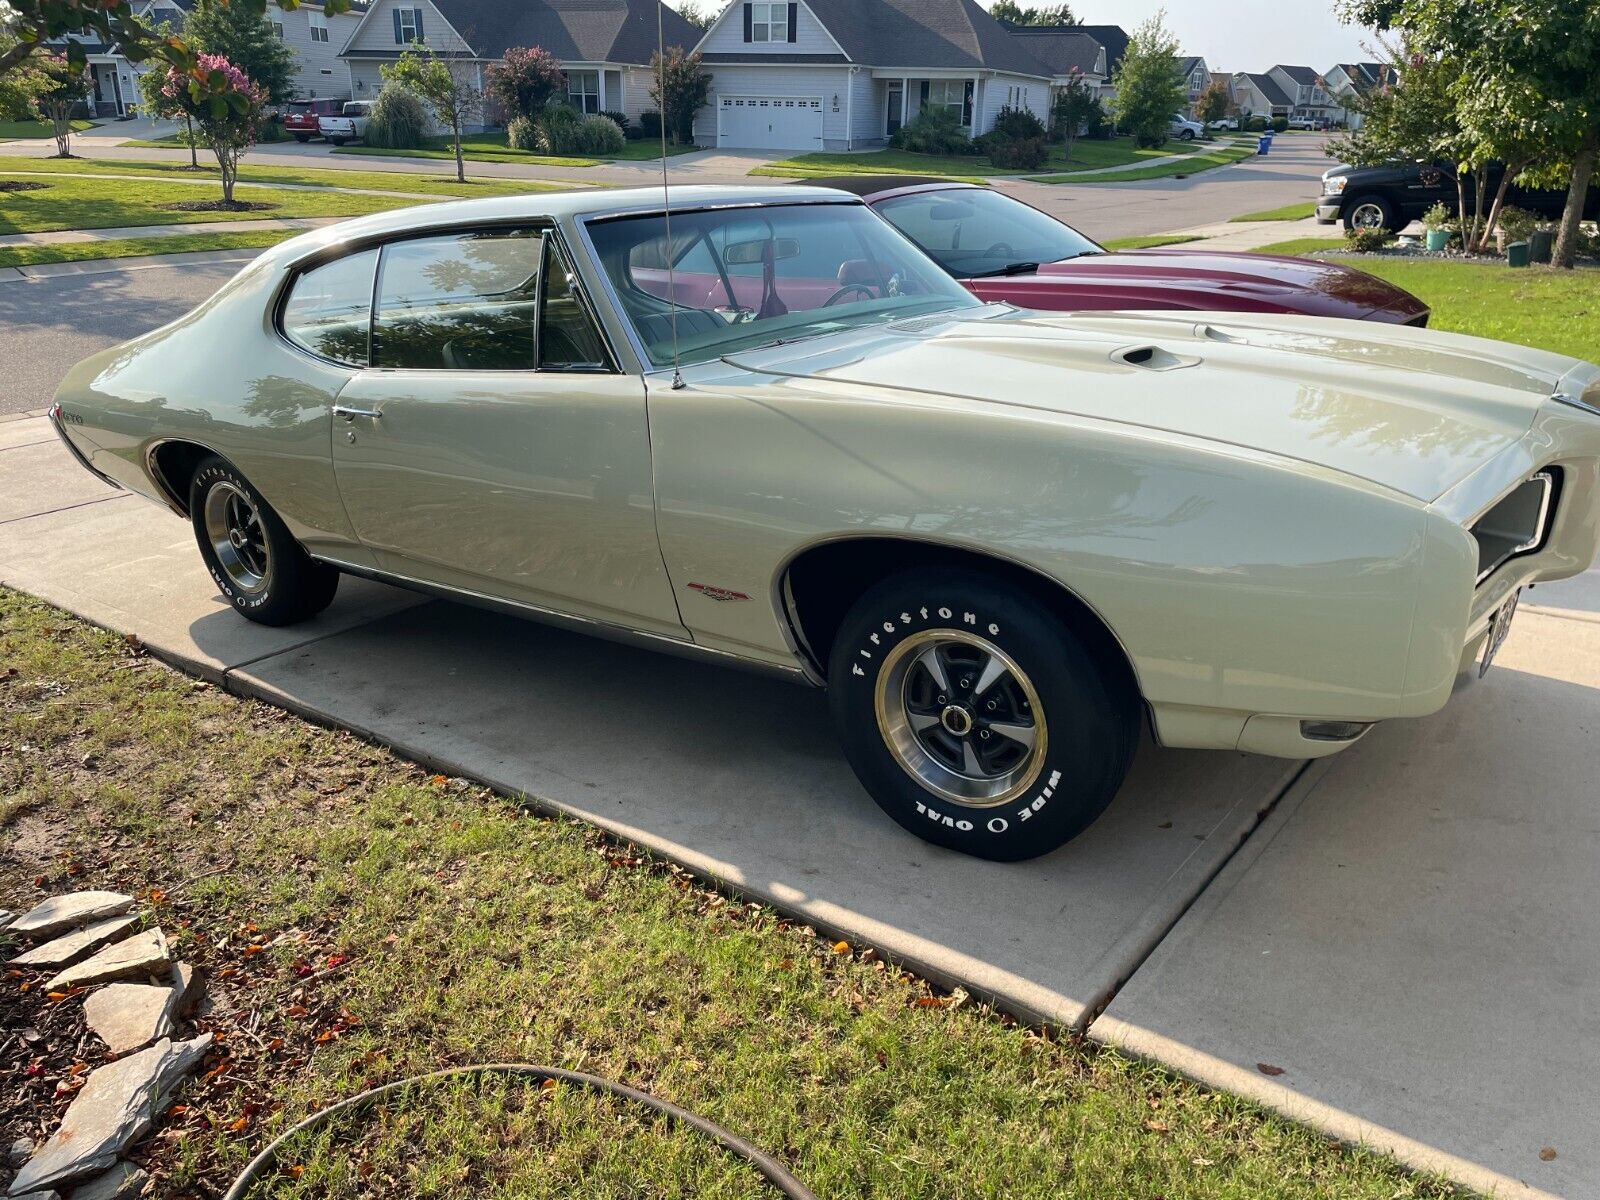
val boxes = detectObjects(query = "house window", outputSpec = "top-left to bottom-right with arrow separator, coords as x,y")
922,79 -> 970,125
748,2 -> 788,43
1191,68 -> 1206,90
393,6 -> 423,44
308,9 -> 329,41
567,70 -> 600,114
272,19 -> 284,37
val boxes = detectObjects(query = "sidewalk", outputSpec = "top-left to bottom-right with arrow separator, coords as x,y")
0,216 -> 339,248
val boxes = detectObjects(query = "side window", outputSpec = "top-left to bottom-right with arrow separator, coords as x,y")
539,239 -> 609,370
371,228 -> 543,370
281,248 -> 378,366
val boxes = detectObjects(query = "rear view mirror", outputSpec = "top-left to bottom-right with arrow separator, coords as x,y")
723,237 -> 801,265
927,202 -> 975,221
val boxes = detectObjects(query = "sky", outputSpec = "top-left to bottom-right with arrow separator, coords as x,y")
663,0 -> 1384,77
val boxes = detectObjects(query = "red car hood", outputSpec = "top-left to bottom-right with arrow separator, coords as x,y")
965,248 -> 1427,323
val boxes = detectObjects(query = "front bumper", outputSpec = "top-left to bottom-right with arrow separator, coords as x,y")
1315,202 -> 1342,224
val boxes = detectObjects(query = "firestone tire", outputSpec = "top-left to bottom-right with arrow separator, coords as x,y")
188,456 -> 339,627
828,569 -> 1139,862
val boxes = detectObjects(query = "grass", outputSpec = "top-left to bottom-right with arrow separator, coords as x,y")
1028,142 -> 1257,185
1250,239 -> 1600,359
2,156 -> 581,199
0,173 -> 422,234
0,119 -> 92,140
0,588 -> 1464,1200
749,136 -> 1223,183
1229,202 -> 1317,223
1102,234 -> 1204,250
0,228 -> 299,269
330,131 -> 699,166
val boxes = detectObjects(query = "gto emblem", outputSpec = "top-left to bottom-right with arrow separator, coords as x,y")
687,582 -> 751,603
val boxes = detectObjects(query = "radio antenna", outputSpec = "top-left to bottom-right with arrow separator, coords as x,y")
656,0 -> 684,389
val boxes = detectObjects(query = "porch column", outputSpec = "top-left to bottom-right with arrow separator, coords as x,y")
902,75 -> 909,124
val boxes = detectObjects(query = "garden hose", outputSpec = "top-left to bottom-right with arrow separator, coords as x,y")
221,1063 -> 818,1200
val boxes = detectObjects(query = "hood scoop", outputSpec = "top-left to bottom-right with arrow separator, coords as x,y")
1113,344 -> 1198,372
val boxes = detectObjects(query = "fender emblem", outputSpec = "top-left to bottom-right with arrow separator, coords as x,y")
687,582 -> 752,603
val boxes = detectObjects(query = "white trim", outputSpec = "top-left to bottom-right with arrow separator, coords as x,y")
335,0 -> 477,58
692,0 -> 851,61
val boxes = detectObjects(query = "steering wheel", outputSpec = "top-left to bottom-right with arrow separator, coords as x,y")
824,283 -> 877,307
986,242 -> 1016,256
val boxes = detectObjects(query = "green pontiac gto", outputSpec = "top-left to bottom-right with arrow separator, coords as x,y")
50,185 -> 1600,860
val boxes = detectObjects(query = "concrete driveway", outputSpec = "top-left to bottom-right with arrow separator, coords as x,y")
3,399 -> 1597,1199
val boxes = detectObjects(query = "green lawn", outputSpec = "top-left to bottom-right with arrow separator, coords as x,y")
1251,239 -> 1600,359
1102,234 -> 1204,250
1028,143 -> 1258,185
1229,202 -> 1317,222
750,136 -> 1214,183
0,119 -> 93,140
0,173 -> 422,234
330,131 -> 698,166
0,228 -> 299,269
6,156 -> 581,199
0,588 -> 1460,1199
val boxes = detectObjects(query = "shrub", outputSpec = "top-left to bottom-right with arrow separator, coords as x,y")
484,47 -> 565,122
364,85 -> 429,149
889,106 -> 974,156
1270,116 -> 1288,132
988,134 -> 1047,170
506,113 -> 539,151
1496,204 -> 1537,244
1345,226 -> 1392,253
539,109 -> 624,155
1083,100 -> 1111,139
640,110 -> 663,140
599,109 -> 629,133
1421,201 -> 1451,232
991,104 -> 1045,141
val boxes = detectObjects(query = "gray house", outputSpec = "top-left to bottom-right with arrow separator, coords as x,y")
270,0 -> 367,100
1231,71 -> 1293,120
336,0 -> 699,124
691,0 -> 1056,151
1266,64 -> 1336,124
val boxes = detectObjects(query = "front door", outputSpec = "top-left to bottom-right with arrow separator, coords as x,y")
886,82 -> 903,137
328,225 -> 684,637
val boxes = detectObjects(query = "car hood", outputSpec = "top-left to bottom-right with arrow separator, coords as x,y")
721,308 -> 1580,502
970,249 -> 1420,319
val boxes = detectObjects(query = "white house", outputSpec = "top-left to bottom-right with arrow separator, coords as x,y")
336,0 -> 699,126
270,0 -> 366,100
691,0 -> 1056,151
1230,71 -> 1293,121
1002,25 -> 1108,121
1323,61 -> 1391,130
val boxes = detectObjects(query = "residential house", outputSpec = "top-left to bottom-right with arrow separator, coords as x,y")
1001,25 -> 1108,121
1176,54 -> 1208,115
52,0 -> 193,117
336,0 -> 700,127
692,0 -> 1055,150
270,0 -> 366,100
1230,71 -> 1292,121
1323,61 -> 1391,129
1266,63 -> 1336,124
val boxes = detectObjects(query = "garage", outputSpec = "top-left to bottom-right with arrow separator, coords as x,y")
717,95 -> 823,150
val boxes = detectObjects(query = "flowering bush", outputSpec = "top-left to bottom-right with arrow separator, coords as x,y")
163,54 -> 268,204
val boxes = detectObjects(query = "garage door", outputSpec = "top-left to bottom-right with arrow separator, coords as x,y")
718,96 -> 823,150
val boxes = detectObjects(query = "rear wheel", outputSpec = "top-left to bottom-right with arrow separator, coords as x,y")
293,134 -> 311,143
828,570 -> 1138,861
1344,193 -> 1399,232
189,456 -> 338,626
328,137 -> 347,146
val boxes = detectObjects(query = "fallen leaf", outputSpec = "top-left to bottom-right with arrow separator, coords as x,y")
915,996 -> 949,1008
832,941 -> 850,955
228,1115 -> 250,1133
287,1165 -> 304,1179
1539,1147 -> 1557,1162
1256,1062 -> 1285,1077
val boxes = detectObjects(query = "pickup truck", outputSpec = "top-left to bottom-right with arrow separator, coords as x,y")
283,98 -> 346,143
1318,159 -> 1597,231
317,101 -> 371,146
1167,113 -> 1204,141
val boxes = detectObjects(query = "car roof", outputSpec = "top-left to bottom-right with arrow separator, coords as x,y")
793,176 -> 978,202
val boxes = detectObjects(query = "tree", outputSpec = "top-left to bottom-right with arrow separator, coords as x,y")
162,53 -> 268,203
990,1 -> 1076,25
139,57 -> 201,168
649,46 -> 711,146
1195,79 -> 1230,125
1051,68 -> 1098,162
184,0 -> 297,104
0,37 -> 52,121
382,46 -> 481,182
35,55 -> 92,158
1110,11 -> 1184,148
484,46 -> 566,121
675,1 -> 727,29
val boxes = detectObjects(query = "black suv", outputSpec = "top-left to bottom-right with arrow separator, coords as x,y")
1317,160 -> 1596,232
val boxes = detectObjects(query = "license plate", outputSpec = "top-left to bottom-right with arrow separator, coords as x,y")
1479,589 -> 1522,677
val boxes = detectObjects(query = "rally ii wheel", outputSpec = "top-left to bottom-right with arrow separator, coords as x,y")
828,569 -> 1139,861
189,455 -> 339,627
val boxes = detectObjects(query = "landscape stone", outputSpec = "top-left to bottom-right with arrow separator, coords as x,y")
66,1163 -> 148,1200
6,1034 -> 212,1195
45,929 -> 168,992
9,917 -> 138,970
7,1139 -> 33,1167
83,983 -> 175,1056
9,893 -> 134,940
11,1191 -> 61,1200
0,909 -> 14,929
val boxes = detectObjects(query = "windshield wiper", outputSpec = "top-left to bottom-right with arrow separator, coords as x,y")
969,261 -> 1041,278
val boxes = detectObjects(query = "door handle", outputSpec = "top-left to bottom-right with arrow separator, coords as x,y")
333,405 -> 382,422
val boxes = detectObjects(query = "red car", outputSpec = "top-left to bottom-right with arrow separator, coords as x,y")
807,176 -> 1429,326
282,98 -> 346,143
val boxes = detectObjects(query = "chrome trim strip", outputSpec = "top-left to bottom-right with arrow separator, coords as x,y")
314,555 -> 815,686
1473,470 -> 1554,585
48,404 -> 124,493
1552,362 -> 1600,416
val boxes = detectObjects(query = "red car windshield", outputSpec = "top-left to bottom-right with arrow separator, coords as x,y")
874,188 -> 1103,279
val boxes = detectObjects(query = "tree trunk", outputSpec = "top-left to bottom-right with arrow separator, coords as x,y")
185,115 -> 198,169
217,147 -> 236,204
1063,129 -> 1077,164
1455,174 -> 1470,251
1552,131 -> 1598,270
50,103 -> 72,158
1478,165 -> 1520,256
452,114 -> 465,183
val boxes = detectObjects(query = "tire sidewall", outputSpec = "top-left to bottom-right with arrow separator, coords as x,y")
829,572 -> 1133,861
190,461 -> 281,618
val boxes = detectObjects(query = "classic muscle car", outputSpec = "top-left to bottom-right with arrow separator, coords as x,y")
802,177 -> 1430,325
49,185 -> 1600,861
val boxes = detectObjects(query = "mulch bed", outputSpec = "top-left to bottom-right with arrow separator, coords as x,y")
161,200 -> 278,214
0,182 -> 49,194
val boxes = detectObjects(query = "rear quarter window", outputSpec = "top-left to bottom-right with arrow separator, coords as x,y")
281,248 -> 379,366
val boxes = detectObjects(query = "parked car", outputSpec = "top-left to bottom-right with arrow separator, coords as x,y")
1208,117 -> 1240,131
49,185 -> 1600,861
283,98 -> 345,143
1287,116 -> 1320,130
318,100 -> 371,146
802,177 -> 1429,325
1168,113 -> 1205,141
1318,160 -> 1600,232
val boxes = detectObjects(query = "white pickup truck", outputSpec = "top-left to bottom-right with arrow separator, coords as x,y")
317,100 -> 372,146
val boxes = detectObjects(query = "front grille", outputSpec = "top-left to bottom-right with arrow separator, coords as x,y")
1471,470 -> 1558,584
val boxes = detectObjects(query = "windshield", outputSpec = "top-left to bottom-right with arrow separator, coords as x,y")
874,188 -> 1102,279
586,202 -> 980,369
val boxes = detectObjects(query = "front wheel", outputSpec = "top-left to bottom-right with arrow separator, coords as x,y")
1344,193 -> 1399,232
293,134 -> 311,143
189,456 -> 339,626
828,570 -> 1139,861
1179,129 -> 1195,141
